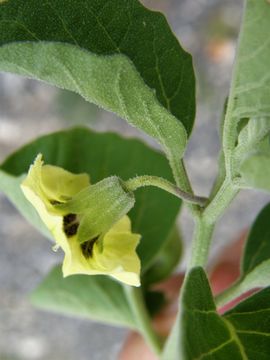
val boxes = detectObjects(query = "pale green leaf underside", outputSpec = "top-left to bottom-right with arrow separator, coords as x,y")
31,265 -> 137,329
234,118 -> 270,192
228,0 -> 270,120
240,153 -> 270,192
0,0 -> 195,135
235,118 -> 270,160
0,42 -> 187,164
224,0 -> 270,178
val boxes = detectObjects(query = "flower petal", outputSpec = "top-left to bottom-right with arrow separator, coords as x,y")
63,216 -> 141,286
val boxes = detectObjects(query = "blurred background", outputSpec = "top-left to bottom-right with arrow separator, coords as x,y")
0,0 -> 269,359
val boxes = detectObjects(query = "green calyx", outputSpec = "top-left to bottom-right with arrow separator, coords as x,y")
56,176 -> 135,244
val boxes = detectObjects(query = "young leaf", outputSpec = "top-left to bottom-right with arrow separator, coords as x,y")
233,118 -> 270,192
0,127 -> 180,271
216,203 -> 270,308
224,287 -> 270,359
226,0 -> 270,123
31,265 -> 137,329
224,0 -> 270,181
0,0 -> 196,167
239,152 -> 270,192
162,267 -> 246,360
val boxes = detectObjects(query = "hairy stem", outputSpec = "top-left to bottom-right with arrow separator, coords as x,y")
188,178 -> 239,268
188,218 -> 215,269
125,175 -> 207,206
124,286 -> 163,356
169,158 -> 201,217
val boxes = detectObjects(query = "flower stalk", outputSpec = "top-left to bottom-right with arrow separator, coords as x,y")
125,175 -> 207,207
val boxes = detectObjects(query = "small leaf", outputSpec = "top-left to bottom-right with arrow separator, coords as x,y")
162,267 -> 246,360
31,265 -> 137,329
216,203 -> 270,307
233,117 -> 270,192
224,287 -> 270,359
0,127 -> 180,271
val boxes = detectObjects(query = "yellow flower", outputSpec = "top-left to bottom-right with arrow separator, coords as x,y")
21,154 -> 141,287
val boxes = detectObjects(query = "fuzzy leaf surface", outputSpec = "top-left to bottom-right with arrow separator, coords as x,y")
0,0 -> 196,163
224,287 -> 270,359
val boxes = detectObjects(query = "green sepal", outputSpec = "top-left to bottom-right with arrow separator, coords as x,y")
56,176 -> 135,243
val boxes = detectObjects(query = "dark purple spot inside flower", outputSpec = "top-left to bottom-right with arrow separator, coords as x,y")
81,236 -> 99,258
63,213 -> 79,237
50,200 -> 62,205
63,213 -> 77,225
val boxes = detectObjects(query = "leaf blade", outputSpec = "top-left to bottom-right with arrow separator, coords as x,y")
224,287 -> 270,359
162,267 -> 246,360
31,265 -> 137,328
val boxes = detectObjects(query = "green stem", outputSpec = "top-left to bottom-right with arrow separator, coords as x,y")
203,177 -> 239,224
169,159 -> 201,217
124,286 -> 163,356
188,218 -> 215,269
189,178 -> 239,268
125,175 -> 207,206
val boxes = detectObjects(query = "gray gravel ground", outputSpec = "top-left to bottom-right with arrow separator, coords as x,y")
0,1 -> 269,359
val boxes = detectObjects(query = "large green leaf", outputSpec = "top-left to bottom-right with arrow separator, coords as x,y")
216,203 -> 270,308
0,127 -> 180,271
31,265 -> 137,328
0,0 -> 195,172
162,267 -> 246,360
224,287 -> 270,359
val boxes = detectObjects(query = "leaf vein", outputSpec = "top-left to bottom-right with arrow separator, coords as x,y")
193,338 -> 234,360
240,37 -> 270,63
